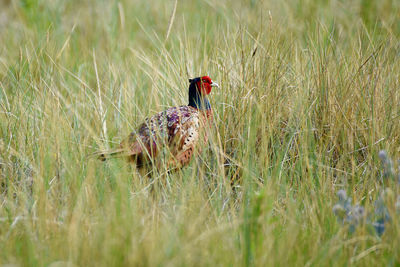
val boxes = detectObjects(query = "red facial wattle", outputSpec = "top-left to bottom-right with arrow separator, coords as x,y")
196,80 -> 212,95
196,76 -> 214,95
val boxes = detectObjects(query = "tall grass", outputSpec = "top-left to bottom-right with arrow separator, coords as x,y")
0,0 -> 399,265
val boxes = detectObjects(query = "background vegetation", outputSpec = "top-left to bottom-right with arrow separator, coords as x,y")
0,0 -> 399,265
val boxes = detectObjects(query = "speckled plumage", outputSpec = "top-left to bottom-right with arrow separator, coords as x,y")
98,76 -> 218,172
117,106 -> 212,170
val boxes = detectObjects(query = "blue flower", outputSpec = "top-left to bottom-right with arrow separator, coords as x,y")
396,196 -> 400,214
337,190 -> 347,201
378,150 -> 394,179
372,218 -> 385,236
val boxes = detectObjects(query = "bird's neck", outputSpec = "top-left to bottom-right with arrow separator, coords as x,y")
188,82 -> 211,110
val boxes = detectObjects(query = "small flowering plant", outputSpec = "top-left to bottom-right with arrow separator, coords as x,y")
333,150 -> 400,236
332,190 -> 365,233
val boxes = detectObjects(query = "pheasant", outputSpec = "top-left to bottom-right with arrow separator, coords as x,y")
98,76 -> 219,172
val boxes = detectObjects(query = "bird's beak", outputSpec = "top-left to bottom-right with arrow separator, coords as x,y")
211,81 -> 219,88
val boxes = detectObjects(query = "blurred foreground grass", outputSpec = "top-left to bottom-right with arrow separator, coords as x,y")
0,0 -> 400,265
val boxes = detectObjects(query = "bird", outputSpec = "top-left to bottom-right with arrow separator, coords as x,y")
97,76 -> 219,173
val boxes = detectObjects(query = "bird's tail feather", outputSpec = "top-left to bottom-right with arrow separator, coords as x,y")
91,148 -> 130,161
90,142 -> 143,161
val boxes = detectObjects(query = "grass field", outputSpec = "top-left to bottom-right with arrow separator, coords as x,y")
1,0 -> 400,265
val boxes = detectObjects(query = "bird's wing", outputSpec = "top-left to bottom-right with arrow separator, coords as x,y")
167,107 -> 202,167
119,106 -> 197,157
111,106 -> 202,169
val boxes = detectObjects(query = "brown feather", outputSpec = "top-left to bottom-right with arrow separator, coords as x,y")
96,106 -> 212,172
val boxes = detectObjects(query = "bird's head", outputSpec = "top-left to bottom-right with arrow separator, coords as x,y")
189,76 -> 219,95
